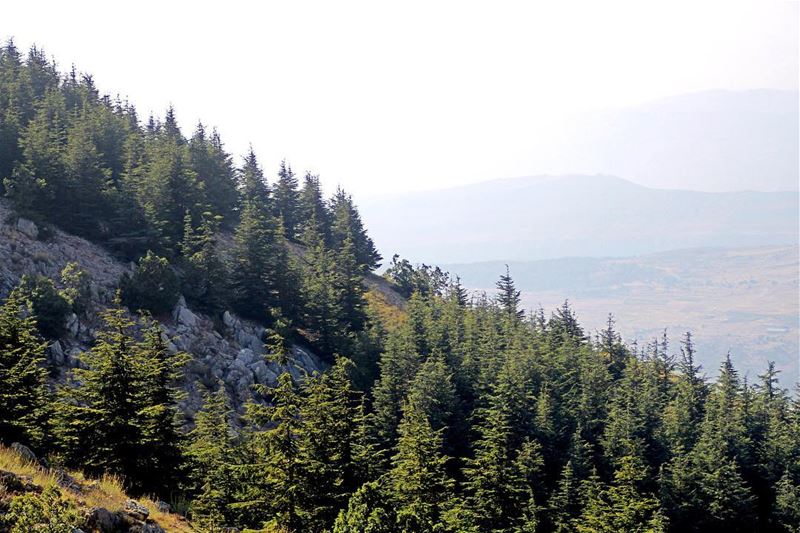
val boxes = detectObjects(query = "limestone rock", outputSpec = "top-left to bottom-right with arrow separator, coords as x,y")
10,442 -> 39,465
15,217 -> 38,239
125,499 -> 150,520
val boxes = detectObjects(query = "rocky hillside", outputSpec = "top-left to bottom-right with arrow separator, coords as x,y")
0,199 -> 326,419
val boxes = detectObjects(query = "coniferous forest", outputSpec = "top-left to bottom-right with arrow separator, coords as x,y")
0,41 -> 799,532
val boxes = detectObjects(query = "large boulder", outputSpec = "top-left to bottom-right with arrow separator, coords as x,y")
15,217 -> 38,239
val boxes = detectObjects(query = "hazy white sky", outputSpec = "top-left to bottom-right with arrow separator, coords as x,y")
3,1 -> 798,197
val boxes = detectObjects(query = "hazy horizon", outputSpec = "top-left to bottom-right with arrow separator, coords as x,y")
3,1 -> 797,196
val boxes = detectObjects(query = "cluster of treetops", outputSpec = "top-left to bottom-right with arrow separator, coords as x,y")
0,40 -> 799,533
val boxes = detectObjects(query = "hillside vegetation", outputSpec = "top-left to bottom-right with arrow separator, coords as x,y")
0,40 -> 799,533
444,245 -> 800,382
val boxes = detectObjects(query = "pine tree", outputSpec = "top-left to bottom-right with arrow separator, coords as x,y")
274,159 -> 300,240
135,319 -> 187,496
297,358 -> 364,531
661,332 -> 706,455
371,329 -> 422,459
298,171 -> 331,242
575,455 -> 666,533
181,211 -> 228,314
390,399 -> 454,532
333,480 -> 395,533
246,372 -> 306,531
330,187 -> 382,269
496,265 -> 523,322
0,288 -> 51,449
185,384 -> 236,529
464,354 -> 536,531
188,123 -> 239,225
238,147 -> 271,211
228,197 -> 285,322
549,461 -> 582,532
300,223 -> 350,356
774,470 -> 800,532
597,314 -> 628,379
54,300 -> 142,487
137,110 -> 205,252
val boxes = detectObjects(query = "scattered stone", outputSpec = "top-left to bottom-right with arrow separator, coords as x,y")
85,507 -> 119,532
16,217 -> 38,239
222,310 -> 236,328
125,499 -> 150,520
10,442 -> 39,465
54,468 -> 83,492
175,304 -> 198,328
49,340 -> 65,365
0,469 -> 40,494
156,500 -> 171,513
66,313 -> 80,337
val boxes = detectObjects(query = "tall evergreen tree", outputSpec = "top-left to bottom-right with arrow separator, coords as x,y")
496,265 -> 523,322
54,300 -> 141,487
185,384 -> 237,528
274,159 -> 300,240
390,399 -> 455,532
330,187 -> 382,269
0,288 -> 51,450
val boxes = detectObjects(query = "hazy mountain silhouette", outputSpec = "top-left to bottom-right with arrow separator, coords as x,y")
524,89 -> 799,192
361,174 -> 798,264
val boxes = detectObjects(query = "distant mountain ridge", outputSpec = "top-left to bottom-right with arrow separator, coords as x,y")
521,89 -> 799,192
361,174 -> 799,264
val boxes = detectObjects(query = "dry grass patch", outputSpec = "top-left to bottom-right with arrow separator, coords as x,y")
0,445 -> 195,532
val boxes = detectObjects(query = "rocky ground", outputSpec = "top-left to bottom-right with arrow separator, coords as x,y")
0,200 -> 326,419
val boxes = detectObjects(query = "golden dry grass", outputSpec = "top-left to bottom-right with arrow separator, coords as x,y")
0,445 -> 195,532
366,287 -> 407,331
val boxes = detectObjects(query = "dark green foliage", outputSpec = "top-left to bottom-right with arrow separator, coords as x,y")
333,480 -> 396,533
383,255 -> 451,299
496,265 -> 523,322
59,262 -> 91,316
228,198 -> 289,323
53,300 -> 187,496
135,319 -> 188,495
330,187 -> 381,270
120,251 -> 180,316
181,212 -> 228,314
298,172 -> 331,242
185,384 -> 237,528
274,159 -> 300,240
0,288 -> 51,449
575,457 -> 666,532
18,274 -> 70,338
1,485 -> 82,532
188,123 -> 239,227
54,303 -> 141,484
390,398 -> 454,532
299,223 -> 365,358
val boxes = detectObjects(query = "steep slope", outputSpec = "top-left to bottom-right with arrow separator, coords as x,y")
0,200 -> 326,417
360,174 -> 799,264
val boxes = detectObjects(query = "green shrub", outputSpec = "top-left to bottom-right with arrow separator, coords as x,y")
2,485 -> 82,533
120,250 -> 180,315
18,275 -> 71,339
59,262 -> 91,316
